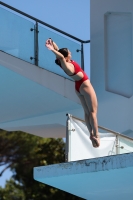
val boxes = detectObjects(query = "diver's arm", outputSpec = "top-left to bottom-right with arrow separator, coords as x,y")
45,39 -> 74,72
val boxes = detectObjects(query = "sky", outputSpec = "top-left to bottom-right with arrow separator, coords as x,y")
0,0 -> 90,188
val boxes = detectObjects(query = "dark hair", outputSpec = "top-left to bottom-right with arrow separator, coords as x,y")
58,48 -> 68,57
55,48 -> 68,66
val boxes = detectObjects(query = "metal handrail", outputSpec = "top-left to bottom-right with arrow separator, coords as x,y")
0,2 -> 90,44
66,114 -> 133,141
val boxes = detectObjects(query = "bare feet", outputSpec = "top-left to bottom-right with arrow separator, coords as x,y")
90,135 -> 100,148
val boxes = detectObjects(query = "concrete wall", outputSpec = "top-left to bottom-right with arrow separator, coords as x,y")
90,0 -> 133,134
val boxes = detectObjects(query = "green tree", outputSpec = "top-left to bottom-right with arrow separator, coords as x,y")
0,178 -> 25,200
0,130 -> 83,200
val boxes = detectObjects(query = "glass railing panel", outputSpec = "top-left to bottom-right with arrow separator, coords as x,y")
38,25 -> 81,79
0,7 -> 35,64
118,136 -> 133,154
84,42 -> 90,78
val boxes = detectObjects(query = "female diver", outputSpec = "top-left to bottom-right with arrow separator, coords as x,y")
45,39 -> 100,148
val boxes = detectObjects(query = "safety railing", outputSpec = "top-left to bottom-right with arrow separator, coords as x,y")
0,2 -> 90,80
98,125 -> 133,155
66,114 -> 133,162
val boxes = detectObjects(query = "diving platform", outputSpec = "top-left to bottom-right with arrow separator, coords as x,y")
0,51 -> 82,137
34,153 -> 133,200
34,114 -> 133,199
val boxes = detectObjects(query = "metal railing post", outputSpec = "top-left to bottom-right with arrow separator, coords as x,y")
65,114 -> 73,162
116,135 -> 119,155
65,117 -> 69,162
30,22 -> 39,65
34,22 -> 39,66
81,43 -> 84,70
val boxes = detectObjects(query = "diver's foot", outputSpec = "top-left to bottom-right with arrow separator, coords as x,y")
90,135 -> 100,148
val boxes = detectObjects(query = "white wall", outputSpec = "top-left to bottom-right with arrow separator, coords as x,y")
90,0 -> 133,133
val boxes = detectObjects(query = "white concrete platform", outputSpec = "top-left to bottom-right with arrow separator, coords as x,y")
34,153 -> 133,200
0,51 -> 83,137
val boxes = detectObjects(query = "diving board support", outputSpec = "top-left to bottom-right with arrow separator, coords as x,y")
116,135 -> 119,155
65,114 -> 70,162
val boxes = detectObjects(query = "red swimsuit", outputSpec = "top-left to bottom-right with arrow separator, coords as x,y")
60,60 -> 89,93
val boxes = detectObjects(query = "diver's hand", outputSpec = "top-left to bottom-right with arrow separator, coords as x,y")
45,39 -> 54,50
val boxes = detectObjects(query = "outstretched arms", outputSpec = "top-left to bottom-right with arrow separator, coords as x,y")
45,39 -> 63,60
45,39 -> 74,75
52,41 -> 59,51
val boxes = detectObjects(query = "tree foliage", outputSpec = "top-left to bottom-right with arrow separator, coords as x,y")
0,178 -> 25,200
0,130 -> 83,200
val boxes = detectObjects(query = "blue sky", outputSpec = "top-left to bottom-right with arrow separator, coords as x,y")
0,0 -> 90,187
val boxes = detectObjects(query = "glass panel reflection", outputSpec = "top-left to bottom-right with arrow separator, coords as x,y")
0,7 -> 34,64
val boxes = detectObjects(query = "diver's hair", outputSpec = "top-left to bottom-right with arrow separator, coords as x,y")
55,48 -> 68,66
58,48 -> 68,57
55,59 -> 61,66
